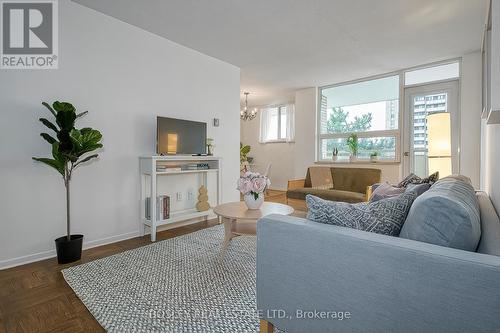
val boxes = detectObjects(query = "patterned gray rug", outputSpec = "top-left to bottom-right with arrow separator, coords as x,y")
63,225 -> 271,333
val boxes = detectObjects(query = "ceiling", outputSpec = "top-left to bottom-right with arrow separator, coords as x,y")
73,0 -> 488,107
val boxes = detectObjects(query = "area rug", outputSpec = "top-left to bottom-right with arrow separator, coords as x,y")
62,225 -> 272,333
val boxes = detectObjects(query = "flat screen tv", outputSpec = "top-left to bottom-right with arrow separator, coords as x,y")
157,117 -> 207,155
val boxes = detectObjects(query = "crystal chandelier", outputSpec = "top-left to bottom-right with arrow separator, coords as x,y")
240,92 -> 257,121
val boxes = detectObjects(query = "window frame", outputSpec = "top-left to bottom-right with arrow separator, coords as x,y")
262,105 -> 289,143
316,58 -> 461,164
317,73 -> 403,163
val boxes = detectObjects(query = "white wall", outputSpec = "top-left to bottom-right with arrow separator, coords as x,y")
483,123 -> 500,212
0,0 -> 240,269
460,52 -> 482,188
482,2 -> 500,214
242,54 -> 483,190
292,88 -> 318,179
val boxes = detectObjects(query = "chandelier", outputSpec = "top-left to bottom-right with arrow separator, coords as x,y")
240,92 -> 257,121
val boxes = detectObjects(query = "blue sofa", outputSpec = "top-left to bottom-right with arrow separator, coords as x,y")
257,183 -> 500,332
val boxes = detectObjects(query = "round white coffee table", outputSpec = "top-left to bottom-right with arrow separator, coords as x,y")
213,201 -> 294,255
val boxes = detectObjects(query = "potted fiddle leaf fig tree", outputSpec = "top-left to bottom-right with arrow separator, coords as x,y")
33,101 -> 103,264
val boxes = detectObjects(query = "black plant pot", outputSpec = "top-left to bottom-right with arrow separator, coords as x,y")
55,234 -> 84,264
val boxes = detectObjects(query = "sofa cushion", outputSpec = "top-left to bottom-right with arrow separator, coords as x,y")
306,192 -> 417,236
287,188 -> 365,203
399,177 -> 481,251
441,174 -> 472,185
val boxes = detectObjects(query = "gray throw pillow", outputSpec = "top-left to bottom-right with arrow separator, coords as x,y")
397,172 -> 439,188
370,182 -> 430,203
405,183 -> 431,197
306,192 -> 417,236
369,182 -> 405,202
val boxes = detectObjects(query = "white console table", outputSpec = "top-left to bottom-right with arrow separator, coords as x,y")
139,155 -> 222,241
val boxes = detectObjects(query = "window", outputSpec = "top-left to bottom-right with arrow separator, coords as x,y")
259,104 -> 295,143
318,75 -> 400,161
404,62 -> 459,86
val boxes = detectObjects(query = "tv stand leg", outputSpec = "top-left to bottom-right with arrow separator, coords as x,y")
151,224 -> 157,242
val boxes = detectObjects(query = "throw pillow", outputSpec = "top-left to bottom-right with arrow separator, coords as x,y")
369,182 -> 405,202
397,173 -> 420,188
397,172 -> 439,188
308,167 -> 334,190
306,192 -> 417,236
405,183 -> 431,197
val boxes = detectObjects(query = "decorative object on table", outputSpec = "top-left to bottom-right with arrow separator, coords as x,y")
332,147 -> 339,161
206,138 -> 214,155
370,151 -> 379,162
237,171 -> 271,210
32,101 -> 103,264
240,92 -> 258,121
196,185 -> 210,211
347,133 -> 358,162
240,143 -> 251,172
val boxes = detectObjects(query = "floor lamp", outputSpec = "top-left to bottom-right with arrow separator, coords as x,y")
426,112 -> 452,177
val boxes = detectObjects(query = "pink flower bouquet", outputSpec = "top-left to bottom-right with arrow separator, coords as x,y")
237,171 -> 271,200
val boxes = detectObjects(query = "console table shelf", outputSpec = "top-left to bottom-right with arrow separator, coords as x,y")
153,169 -> 219,176
142,208 -> 214,227
139,156 -> 222,241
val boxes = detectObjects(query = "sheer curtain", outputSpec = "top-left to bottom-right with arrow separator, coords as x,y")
259,107 -> 271,143
285,103 -> 295,142
259,104 -> 295,143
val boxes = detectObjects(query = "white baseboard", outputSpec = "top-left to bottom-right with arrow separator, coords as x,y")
0,230 -> 140,270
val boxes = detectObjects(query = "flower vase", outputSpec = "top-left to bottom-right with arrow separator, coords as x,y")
244,193 -> 264,210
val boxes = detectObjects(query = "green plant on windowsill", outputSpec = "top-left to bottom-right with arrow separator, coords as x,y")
331,147 -> 339,161
370,151 -> 380,162
347,134 -> 358,162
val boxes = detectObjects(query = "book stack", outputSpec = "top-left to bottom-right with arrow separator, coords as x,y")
157,164 -> 182,172
183,163 -> 210,170
145,195 -> 170,220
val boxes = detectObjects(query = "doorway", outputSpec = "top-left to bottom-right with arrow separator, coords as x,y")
403,80 -> 459,178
